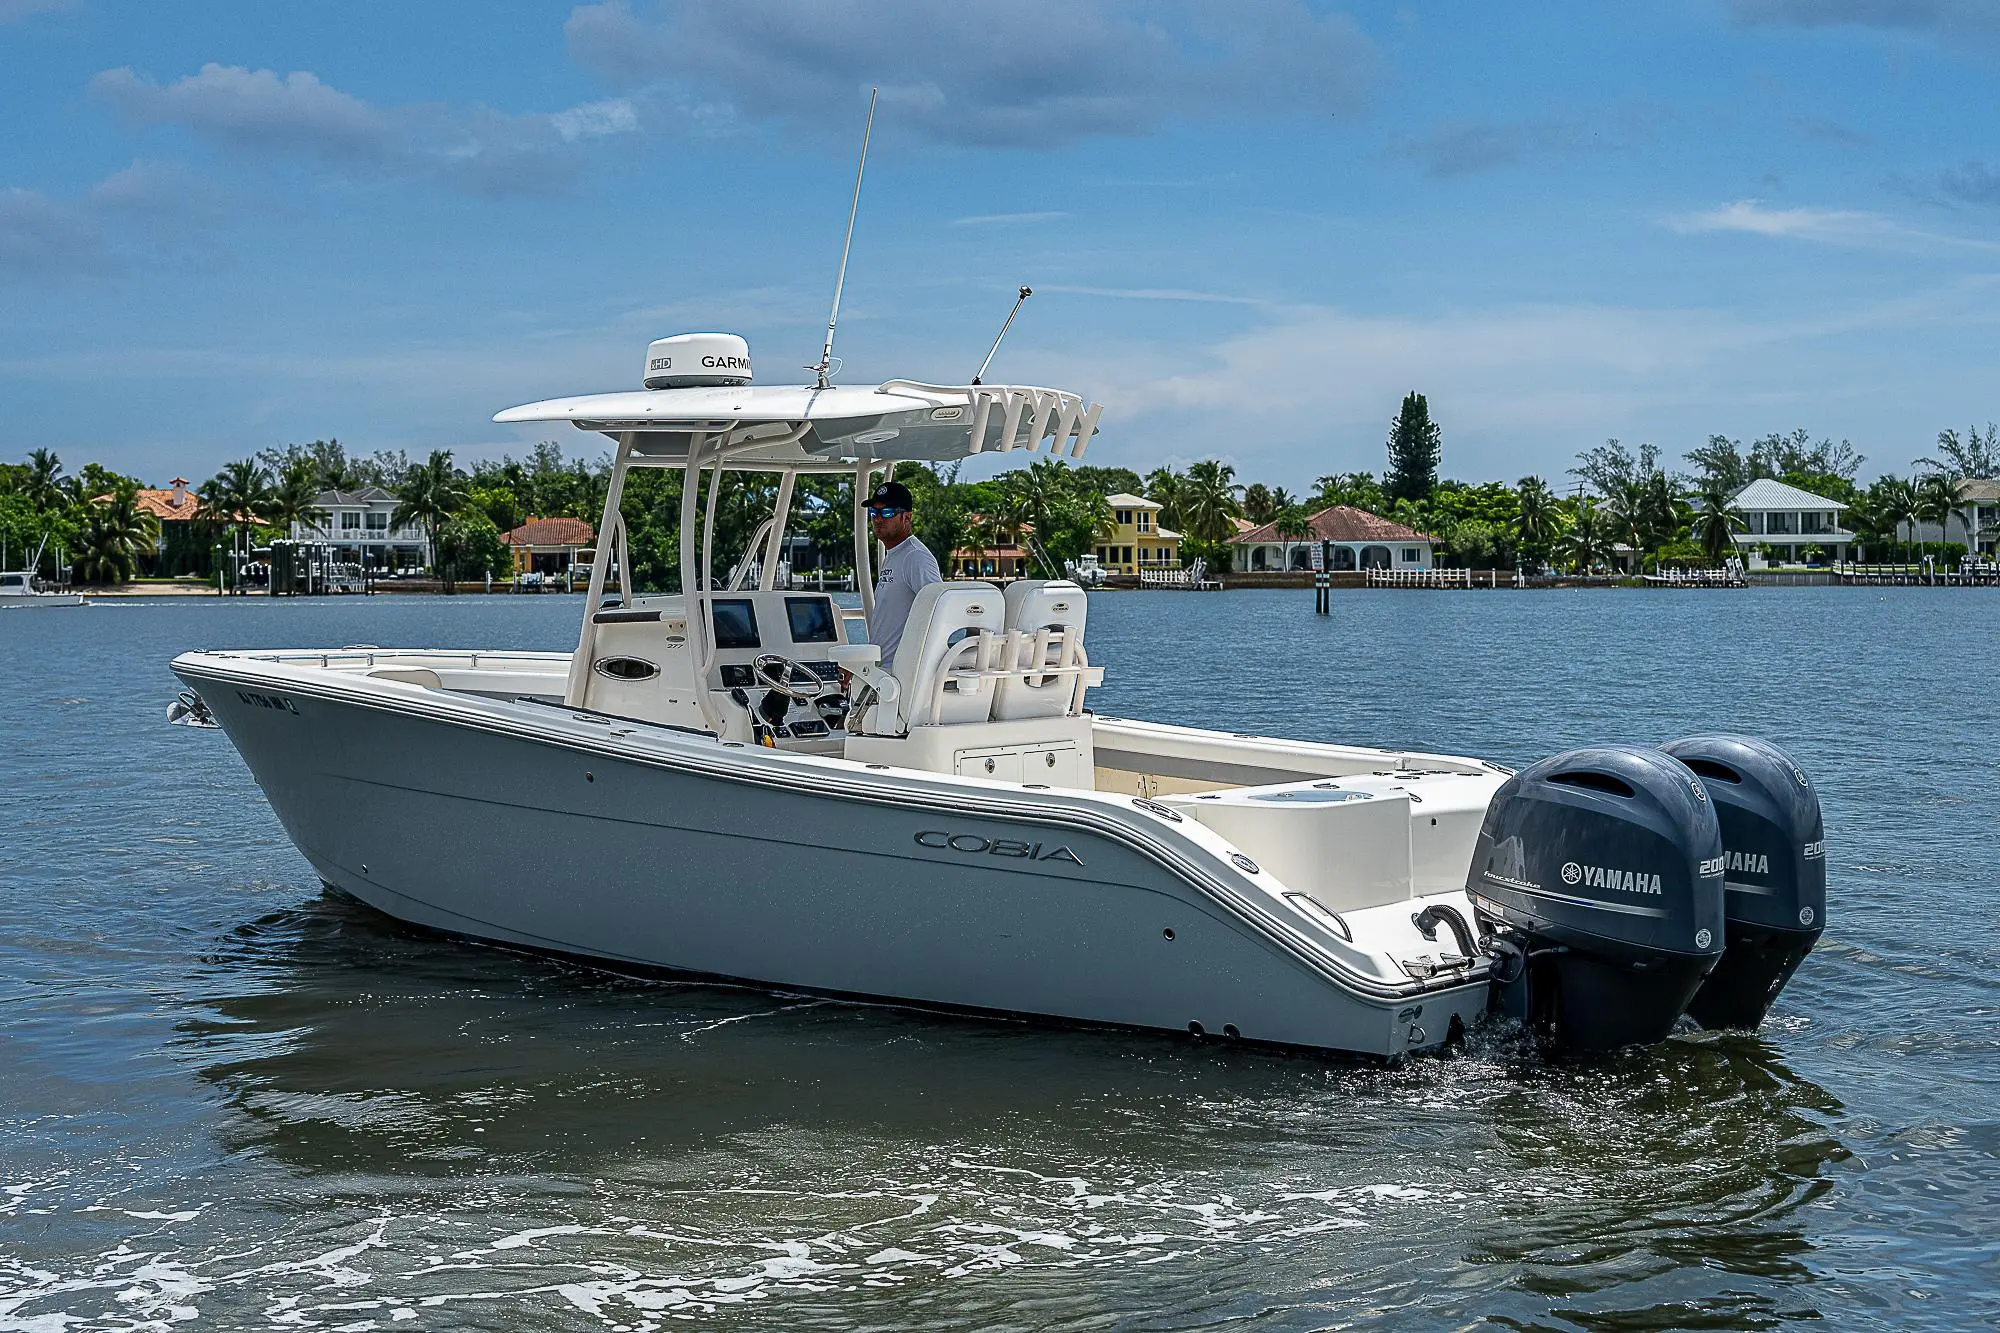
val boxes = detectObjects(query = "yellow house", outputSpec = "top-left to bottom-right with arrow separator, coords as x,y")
1094,493 -> 1181,575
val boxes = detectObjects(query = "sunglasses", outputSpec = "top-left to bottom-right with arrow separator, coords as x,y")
867,506 -> 909,519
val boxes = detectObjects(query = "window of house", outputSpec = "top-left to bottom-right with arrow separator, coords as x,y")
1402,547 -> 1421,562
1121,546 -> 1133,564
340,511 -> 361,531
1137,513 -> 1152,533
365,511 -> 389,531
1116,509 -> 1131,526
1766,512 -> 1795,535
1095,546 -> 1107,562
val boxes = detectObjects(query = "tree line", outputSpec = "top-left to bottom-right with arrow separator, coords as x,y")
5,400 -> 1993,585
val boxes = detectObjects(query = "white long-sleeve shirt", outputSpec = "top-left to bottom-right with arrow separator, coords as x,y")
871,535 -> 942,665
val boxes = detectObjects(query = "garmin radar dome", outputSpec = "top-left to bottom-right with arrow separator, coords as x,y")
642,333 -> 753,389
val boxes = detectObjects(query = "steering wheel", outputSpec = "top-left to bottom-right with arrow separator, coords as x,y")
751,654 -> 827,702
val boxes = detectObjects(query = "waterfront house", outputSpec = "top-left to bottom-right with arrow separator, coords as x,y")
1896,477 -> 2000,556
1231,505 -> 1435,572
1094,493 -> 1181,574
1728,478 -> 1853,565
128,477 -> 207,575
290,487 -> 432,571
503,516 -> 595,579
951,540 -> 1031,579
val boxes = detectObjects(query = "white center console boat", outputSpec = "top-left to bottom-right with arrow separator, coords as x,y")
1,570 -> 84,608
170,336 -> 1827,1057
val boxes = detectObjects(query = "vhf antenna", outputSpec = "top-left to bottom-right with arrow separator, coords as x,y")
811,87 -> 878,390
971,286 -> 1032,385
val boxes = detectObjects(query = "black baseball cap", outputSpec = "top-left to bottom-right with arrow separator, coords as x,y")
868,480 -> 914,512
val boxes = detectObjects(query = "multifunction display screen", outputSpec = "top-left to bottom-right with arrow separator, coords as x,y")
784,597 -> 838,644
710,599 -> 761,649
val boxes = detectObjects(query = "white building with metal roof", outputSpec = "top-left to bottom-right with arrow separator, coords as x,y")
1730,478 -> 1853,566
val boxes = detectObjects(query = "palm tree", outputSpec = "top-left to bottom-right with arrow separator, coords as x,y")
1515,475 -> 1560,570
1642,470 -> 1681,558
1179,459 -> 1243,545
200,460 -> 274,592
1143,467 -> 1187,532
393,450 -> 470,576
23,448 -> 71,511
1559,500 -> 1612,574
1606,478 -> 1649,571
1242,482 -> 1276,525
1007,459 -> 1074,564
1876,477 -> 1919,560
1915,471 -> 1964,558
72,482 -> 159,585
1273,504 -> 1314,567
1692,484 -> 1747,564
266,457 -> 325,537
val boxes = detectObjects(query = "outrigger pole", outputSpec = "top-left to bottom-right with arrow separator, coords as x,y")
971,286 -> 1032,386
811,87 -> 878,390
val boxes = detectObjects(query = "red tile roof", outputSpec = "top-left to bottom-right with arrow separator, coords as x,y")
503,516 -> 595,547
1231,504 -> 1433,545
130,487 -> 201,521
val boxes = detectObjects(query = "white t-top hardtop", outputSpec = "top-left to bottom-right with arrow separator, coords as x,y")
494,380 -> 1100,468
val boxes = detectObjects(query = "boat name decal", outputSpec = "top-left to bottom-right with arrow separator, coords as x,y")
236,689 -> 299,715
1563,860 -> 1664,894
914,830 -> 1084,866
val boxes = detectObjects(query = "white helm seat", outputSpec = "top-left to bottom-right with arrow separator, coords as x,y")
887,581 -> 1005,731
994,579 -> 1089,721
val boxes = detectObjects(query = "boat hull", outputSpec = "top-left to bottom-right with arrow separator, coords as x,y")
175,657 -> 1486,1058
0,594 -> 84,609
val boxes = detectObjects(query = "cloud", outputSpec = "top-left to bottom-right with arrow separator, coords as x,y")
1726,0 -> 2000,48
92,64 -> 391,159
563,0 -> 1378,148
1037,283 -> 1266,306
0,188 -> 108,277
950,211 -> 1067,227
88,158 -> 225,222
1667,199 -> 2000,253
0,0 -> 76,21
1386,102 -> 1667,179
89,63 -> 640,196
1790,115 -> 1871,147
990,280 -> 2000,481
549,97 -> 638,142
1938,160 -> 2000,205
0,160 -> 236,283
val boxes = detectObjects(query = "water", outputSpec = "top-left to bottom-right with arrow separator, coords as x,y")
2,588 -> 1995,1330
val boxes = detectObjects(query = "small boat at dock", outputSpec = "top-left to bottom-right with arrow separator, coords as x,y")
0,570 -> 83,609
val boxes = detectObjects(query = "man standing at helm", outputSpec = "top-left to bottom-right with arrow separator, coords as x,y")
864,479 -> 941,666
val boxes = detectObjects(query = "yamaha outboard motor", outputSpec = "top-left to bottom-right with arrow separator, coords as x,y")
1660,734 -> 1825,1031
1468,745 -> 1725,1056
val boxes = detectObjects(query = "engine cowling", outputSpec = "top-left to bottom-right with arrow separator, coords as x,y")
1468,745 -> 1725,1055
1660,734 -> 1825,1031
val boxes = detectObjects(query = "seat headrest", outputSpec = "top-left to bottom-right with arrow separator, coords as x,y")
1003,578 -> 1085,628
890,580 -> 1001,683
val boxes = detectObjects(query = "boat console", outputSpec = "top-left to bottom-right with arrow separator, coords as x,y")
583,590 -> 854,743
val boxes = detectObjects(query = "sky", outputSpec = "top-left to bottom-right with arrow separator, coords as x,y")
1,0 -> 1996,491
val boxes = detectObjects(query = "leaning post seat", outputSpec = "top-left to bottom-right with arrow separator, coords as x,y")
994,579 -> 1090,721
888,581 -> 1006,731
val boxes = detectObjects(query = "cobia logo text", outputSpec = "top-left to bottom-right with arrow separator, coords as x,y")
914,830 -> 1083,866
